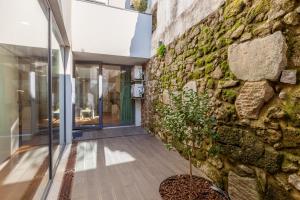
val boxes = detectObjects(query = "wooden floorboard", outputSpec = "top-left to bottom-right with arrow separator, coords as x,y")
69,127 -> 206,200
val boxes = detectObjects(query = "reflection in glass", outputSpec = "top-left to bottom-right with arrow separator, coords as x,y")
52,21 -> 64,170
102,65 -> 121,126
0,1 -> 50,198
75,64 -> 100,127
120,67 -> 134,125
0,44 -> 49,199
74,64 -> 134,128
102,65 -> 134,126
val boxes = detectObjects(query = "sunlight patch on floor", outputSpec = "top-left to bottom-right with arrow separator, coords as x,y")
104,146 -> 136,166
2,146 -> 48,185
75,141 -> 98,172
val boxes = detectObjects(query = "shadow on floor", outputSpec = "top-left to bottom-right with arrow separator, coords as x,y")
68,127 -> 206,200
73,126 -> 148,141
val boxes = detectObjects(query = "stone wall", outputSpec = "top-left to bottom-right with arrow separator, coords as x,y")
143,0 -> 300,199
151,0 -> 224,55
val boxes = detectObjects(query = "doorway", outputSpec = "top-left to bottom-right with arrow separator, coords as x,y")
73,63 -> 134,129
74,64 -> 100,128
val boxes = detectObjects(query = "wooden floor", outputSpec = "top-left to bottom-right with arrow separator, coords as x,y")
70,127 -> 205,200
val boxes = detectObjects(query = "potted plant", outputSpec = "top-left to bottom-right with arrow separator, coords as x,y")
157,90 -> 228,200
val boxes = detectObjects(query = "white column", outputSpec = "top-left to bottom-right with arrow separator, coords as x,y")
29,70 -> 37,135
64,48 -> 73,144
59,47 -> 65,145
135,99 -> 142,126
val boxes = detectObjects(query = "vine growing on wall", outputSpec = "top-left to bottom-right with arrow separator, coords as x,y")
157,43 -> 166,58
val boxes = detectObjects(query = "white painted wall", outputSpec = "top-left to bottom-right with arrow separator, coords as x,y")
59,0 -> 72,43
92,0 -> 136,10
109,0 -> 131,9
0,0 -> 48,49
135,100 -> 142,126
64,48 -> 73,144
72,0 -> 152,59
151,0 -> 225,55
176,0 -> 194,16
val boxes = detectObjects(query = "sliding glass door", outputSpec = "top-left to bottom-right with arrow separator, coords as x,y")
74,64 -> 134,129
102,65 -> 121,126
74,64 -> 100,128
0,0 -> 66,199
102,65 -> 134,126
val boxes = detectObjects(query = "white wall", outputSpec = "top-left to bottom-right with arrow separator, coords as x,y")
93,0 -> 132,10
59,0 -> 73,43
135,99 -> 142,126
152,0 -> 225,55
72,0 -> 152,59
109,0 -> 131,9
176,0 -> 194,16
0,0 -> 48,49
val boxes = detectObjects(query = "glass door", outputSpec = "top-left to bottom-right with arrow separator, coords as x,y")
73,64 -> 134,129
74,64 -> 100,128
102,65 -> 121,126
102,65 -> 134,127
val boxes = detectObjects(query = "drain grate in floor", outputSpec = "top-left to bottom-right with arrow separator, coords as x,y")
58,142 -> 78,200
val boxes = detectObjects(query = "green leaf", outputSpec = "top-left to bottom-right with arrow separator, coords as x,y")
164,143 -> 173,151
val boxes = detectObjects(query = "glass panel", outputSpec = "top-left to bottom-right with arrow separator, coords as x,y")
102,65 -> 121,126
52,18 -> 64,169
120,68 -> 134,125
75,64 -> 100,127
0,0 -> 49,199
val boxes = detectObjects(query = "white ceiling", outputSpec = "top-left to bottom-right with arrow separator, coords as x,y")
73,51 -> 149,65
0,43 -> 149,66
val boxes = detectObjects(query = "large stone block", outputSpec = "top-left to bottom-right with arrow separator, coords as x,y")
261,147 -> 283,174
217,126 -> 244,146
282,126 -> 300,148
280,70 -> 297,84
183,81 -> 197,92
228,171 -> 260,200
235,81 -> 274,119
288,174 -> 300,191
228,31 -> 287,81
162,90 -> 170,104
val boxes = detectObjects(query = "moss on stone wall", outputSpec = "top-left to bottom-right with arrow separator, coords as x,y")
143,0 -> 300,198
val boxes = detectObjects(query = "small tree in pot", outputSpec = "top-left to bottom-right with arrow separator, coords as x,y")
158,90 -> 224,200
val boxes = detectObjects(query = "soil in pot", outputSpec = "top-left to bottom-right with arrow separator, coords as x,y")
159,175 -> 228,200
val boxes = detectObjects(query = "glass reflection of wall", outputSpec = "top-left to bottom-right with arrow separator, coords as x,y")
102,65 -> 134,126
103,65 -> 121,126
0,45 -> 49,199
0,0 -> 50,199
75,64 -> 99,127
120,67 -> 134,125
52,20 -> 64,169
19,58 -> 49,144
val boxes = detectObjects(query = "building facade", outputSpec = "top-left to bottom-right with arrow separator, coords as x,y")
0,0 -> 151,198
2,0 -> 300,199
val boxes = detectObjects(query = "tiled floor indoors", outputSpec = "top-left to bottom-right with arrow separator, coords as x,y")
48,127 -> 206,200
